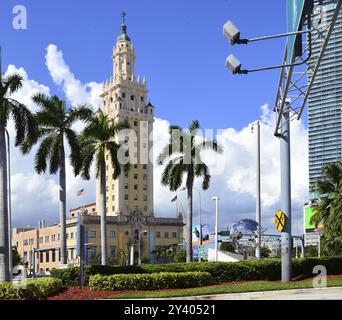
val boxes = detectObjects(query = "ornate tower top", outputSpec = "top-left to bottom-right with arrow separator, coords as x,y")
117,11 -> 131,42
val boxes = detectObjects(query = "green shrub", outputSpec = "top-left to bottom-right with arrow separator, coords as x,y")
173,251 -> 186,263
89,272 -> 213,291
0,278 -> 63,300
51,256 -> 342,286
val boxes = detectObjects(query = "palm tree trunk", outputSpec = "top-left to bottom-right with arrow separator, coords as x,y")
0,126 -> 10,282
99,161 -> 108,265
186,187 -> 193,263
59,147 -> 67,266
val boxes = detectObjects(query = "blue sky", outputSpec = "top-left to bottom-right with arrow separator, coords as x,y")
0,0 -> 300,131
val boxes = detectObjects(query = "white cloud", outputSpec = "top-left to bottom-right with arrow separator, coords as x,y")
153,105 -> 309,235
45,44 -> 102,108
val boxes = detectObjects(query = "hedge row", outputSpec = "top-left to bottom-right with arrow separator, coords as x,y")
0,278 -> 63,300
51,256 -> 342,286
89,272 -> 213,291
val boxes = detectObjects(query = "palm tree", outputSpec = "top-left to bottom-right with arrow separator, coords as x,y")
79,111 -> 129,266
21,94 -> 92,266
158,120 -> 223,263
0,72 -> 35,282
311,161 -> 342,255
118,249 -> 129,266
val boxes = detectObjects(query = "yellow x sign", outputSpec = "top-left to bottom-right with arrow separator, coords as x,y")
275,210 -> 286,232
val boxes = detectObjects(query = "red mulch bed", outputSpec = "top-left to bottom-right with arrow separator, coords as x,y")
46,275 -> 342,300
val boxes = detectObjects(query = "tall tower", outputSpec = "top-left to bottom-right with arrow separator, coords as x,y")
308,0 -> 342,196
98,13 -> 155,217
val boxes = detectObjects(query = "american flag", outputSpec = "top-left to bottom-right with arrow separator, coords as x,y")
76,189 -> 85,197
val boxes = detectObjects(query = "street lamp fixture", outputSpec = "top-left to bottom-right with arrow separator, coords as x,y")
226,54 -> 245,75
223,20 -> 247,45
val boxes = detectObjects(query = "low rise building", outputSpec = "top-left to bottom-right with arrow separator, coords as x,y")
13,205 -> 184,275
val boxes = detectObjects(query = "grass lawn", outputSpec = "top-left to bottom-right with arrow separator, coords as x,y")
107,277 -> 342,299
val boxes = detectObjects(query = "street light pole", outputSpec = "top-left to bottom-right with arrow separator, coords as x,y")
280,103 -> 292,282
212,197 -> 220,262
252,121 -> 262,259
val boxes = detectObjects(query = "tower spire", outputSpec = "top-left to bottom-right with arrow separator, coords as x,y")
117,11 -> 131,42
121,12 -> 127,35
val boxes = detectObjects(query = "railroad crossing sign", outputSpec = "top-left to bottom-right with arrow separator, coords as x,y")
275,210 -> 286,232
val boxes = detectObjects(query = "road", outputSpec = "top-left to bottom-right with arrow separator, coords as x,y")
161,287 -> 342,300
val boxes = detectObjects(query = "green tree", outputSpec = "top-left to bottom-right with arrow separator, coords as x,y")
12,246 -> 22,267
173,250 -> 186,263
79,111 -> 129,265
118,249 -> 129,266
0,72 -> 35,282
220,242 -> 235,253
22,94 -> 92,265
158,120 -> 223,263
311,161 -> 342,255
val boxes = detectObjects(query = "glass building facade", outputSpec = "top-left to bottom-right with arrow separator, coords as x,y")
308,0 -> 342,196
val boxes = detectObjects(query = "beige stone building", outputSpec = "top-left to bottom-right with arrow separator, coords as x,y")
12,14 -> 184,274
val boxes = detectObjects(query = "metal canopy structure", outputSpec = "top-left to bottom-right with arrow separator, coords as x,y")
274,0 -> 342,136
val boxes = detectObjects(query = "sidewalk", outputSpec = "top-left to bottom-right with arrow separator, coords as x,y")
155,286 -> 342,300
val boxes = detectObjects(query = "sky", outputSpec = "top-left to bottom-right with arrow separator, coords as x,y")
0,0 -> 309,235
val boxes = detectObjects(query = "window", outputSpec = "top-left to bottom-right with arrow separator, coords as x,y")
143,185 -> 147,191
45,251 -> 50,263
164,232 -> 169,239
134,174 -> 138,180
172,232 -> 177,239
156,232 -> 161,239
112,184 -> 115,190
134,185 -> 138,190
70,249 -> 74,260
125,230 -> 129,236
111,231 -> 116,238
124,183 -> 129,189
125,194 -> 129,201
122,92 -> 126,98
23,240 -> 28,246
23,252 -> 28,263
40,252 -> 44,263
134,164 -> 138,169
134,121 -> 138,126
143,165 -> 147,170
51,235 -> 56,243
143,195 -> 147,201
39,237 -> 43,244
90,247 -> 96,259
134,195 -> 138,201
112,205 -> 115,211
131,95 -> 135,101
141,97 -> 144,102
110,246 -> 116,257
90,231 -> 96,238
70,232 -> 74,239
143,175 -> 147,180
52,250 -> 56,262
112,195 -> 115,201
45,236 -> 49,243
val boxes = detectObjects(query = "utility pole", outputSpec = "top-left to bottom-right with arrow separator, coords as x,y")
280,103 -> 292,282
253,121 -> 262,259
